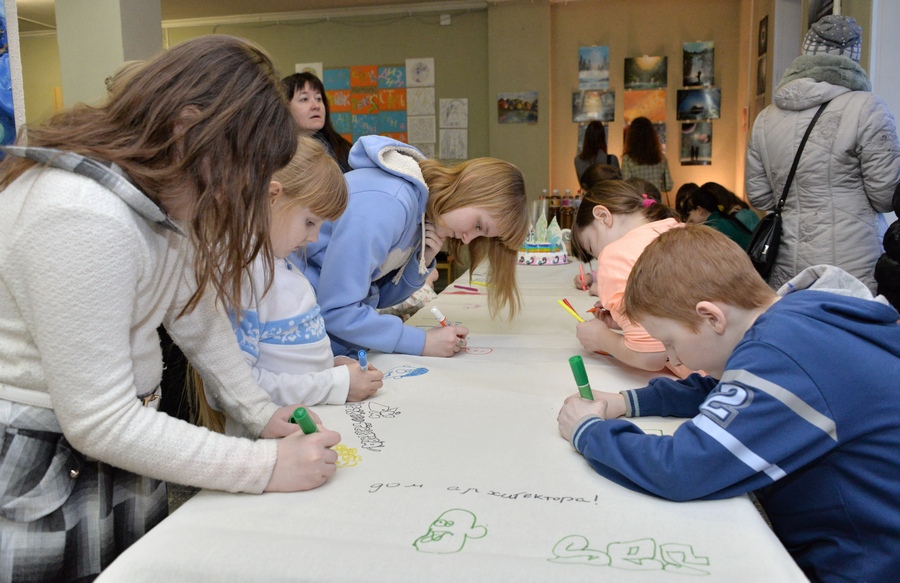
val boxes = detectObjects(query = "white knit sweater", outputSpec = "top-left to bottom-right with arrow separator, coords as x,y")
0,167 -> 279,493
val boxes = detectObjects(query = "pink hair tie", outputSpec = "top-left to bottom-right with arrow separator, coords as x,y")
641,193 -> 655,208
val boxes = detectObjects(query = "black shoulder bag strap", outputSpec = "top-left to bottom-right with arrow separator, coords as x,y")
774,101 -> 830,216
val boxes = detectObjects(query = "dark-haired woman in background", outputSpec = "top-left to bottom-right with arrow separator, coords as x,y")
575,121 -> 619,184
282,72 -> 353,173
621,117 -> 673,197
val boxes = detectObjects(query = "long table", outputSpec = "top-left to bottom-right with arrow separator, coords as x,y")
98,263 -> 806,582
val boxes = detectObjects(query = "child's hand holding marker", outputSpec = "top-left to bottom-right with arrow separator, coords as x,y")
424,306 -> 469,357
558,299 -> 611,356
264,405 -> 341,492
345,350 -> 384,401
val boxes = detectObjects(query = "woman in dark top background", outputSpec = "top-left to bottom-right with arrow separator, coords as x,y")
282,72 -> 353,173
575,120 -> 619,184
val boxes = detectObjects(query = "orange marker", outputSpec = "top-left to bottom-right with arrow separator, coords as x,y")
579,264 -> 587,291
430,306 -> 448,326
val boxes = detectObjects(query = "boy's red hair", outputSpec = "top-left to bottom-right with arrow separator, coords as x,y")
624,225 -> 776,330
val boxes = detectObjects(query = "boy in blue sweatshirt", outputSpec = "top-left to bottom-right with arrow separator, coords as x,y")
557,225 -> 900,583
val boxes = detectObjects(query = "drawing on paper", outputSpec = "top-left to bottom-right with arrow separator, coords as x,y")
406,58 -> 435,87
549,535 -> 710,575
333,444 -> 363,468
464,347 -> 493,355
439,98 -> 468,128
368,402 -> 401,419
440,128 -> 467,160
407,87 -> 436,116
384,365 -> 429,380
578,45 -> 610,90
413,509 -> 487,554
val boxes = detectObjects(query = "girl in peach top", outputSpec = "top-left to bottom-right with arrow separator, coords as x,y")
570,180 -> 689,377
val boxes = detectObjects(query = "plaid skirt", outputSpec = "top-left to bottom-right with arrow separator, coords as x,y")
0,402 -> 168,582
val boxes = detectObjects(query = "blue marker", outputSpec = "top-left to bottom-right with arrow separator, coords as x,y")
359,349 -> 368,371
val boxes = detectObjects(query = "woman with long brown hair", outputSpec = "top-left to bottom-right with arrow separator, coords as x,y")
621,116 -> 673,196
0,36 -> 340,579
575,120 -> 619,184
282,72 -> 353,172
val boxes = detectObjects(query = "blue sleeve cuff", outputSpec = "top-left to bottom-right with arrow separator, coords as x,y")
571,415 -> 604,451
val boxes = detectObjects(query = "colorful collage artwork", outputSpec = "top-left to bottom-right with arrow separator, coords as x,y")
324,64 -> 410,143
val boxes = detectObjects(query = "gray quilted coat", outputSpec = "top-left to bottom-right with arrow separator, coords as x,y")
746,54 -> 900,292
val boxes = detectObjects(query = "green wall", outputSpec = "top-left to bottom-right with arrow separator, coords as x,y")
166,11 -> 490,160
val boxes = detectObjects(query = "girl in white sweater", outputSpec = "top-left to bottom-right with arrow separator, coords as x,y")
0,36 -> 340,581
230,135 -> 384,406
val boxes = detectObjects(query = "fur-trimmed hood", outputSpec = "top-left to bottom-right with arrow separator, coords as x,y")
774,54 -> 871,111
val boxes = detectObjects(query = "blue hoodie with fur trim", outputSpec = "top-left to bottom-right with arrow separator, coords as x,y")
299,136 -> 433,356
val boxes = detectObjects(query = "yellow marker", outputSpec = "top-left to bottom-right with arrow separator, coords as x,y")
471,280 -> 489,287
557,299 -> 585,323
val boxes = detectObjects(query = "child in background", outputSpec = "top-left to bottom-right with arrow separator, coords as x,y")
682,186 -> 754,250
558,225 -> 900,582
378,268 -> 439,322
231,136 -> 384,406
569,180 -> 687,376
0,36 -> 340,580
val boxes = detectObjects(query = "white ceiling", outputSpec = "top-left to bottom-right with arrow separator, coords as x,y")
14,0 -> 456,33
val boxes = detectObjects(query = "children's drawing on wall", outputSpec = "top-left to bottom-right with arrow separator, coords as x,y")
378,65 -> 406,88
624,56 -> 667,90
384,365 -> 429,380
549,535 -> 710,575
367,402 -> 400,419
572,90 -> 615,123
407,115 -> 436,143
0,2 -> 16,154
758,15 -> 769,56
439,98 -> 468,129
676,88 -> 721,121
406,57 -> 435,87
411,142 -> 435,158
440,128 -> 467,160
578,45 -> 610,90
623,89 -> 666,123
294,62 -> 323,79
350,65 -> 378,88
682,42 -> 714,88
680,122 -> 712,166
333,443 -> 363,468
497,91 -> 538,124
407,86 -> 435,116
413,509 -> 487,554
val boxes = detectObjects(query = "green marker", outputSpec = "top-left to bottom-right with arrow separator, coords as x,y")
568,355 -> 594,400
289,407 -> 319,434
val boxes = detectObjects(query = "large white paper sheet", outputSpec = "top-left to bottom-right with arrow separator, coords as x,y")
99,264 -> 805,582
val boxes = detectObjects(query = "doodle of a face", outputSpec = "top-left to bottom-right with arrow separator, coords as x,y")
413,509 -> 487,554
464,347 -> 493,355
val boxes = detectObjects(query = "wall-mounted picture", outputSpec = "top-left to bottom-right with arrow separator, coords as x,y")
682,41 -> 714,88
572,90 -> 615,122
497,91 -> 538,124
624,89 -> 666,123
756,55 -> 767,96
406,57 -> 435,87
295,62 -> 323,79
624,56 -> 667,90
378,66 -> 406,88
758,15 -> 769,56
676,88 -> 721,120
350,65 -> 378,88
323,68 -> 351,90
680,122 -> 712,166
578,45 -> 610,90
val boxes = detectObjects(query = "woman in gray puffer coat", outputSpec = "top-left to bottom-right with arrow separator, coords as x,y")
746,15 -> 900,292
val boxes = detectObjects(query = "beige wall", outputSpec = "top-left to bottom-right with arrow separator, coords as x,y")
20,35 -> 62,124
